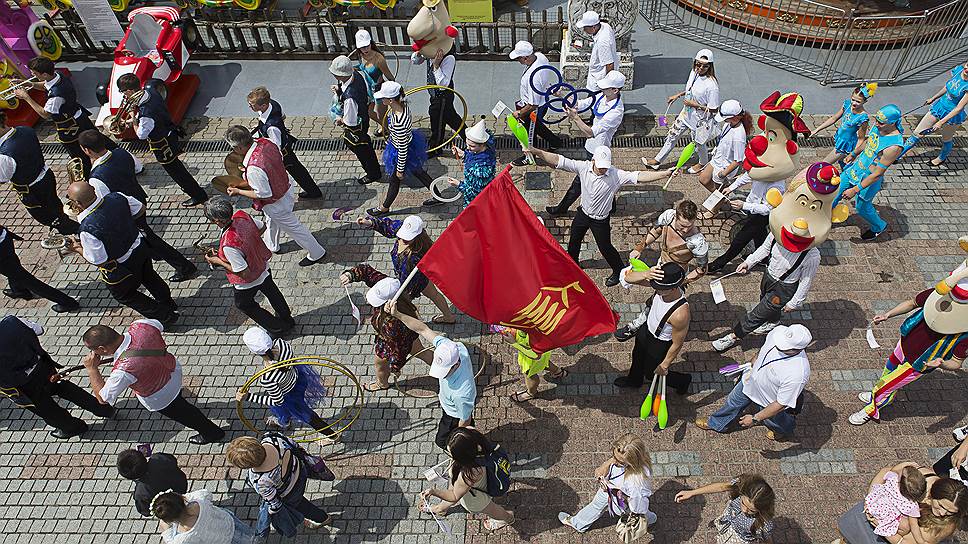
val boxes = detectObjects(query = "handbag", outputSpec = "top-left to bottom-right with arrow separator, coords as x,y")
297,447 -> 335,481
615,511 -> 649,543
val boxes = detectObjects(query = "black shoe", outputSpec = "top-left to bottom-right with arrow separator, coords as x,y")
298,253 -> 325,267
674,374 -> 693,396
181,196 -> 207,208
169,267 -> 198,283
51,302 -> 80,313
423,197 -> 444,207
614,325 -> 635,342
545,206 -> 567,217
604,274 -> 620,287
50,424 -> 88,440
613,376 -> 642,389
188,430 -> 226,445
366,207 -> 390,217
160,311 -> 180,327
357,175 -> 376,185
3,288 -> 34,300
860,229 -> 883,241
298,190 -> 323,199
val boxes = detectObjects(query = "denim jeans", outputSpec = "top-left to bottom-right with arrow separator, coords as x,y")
570,488 -> 612,532
707,379 -> 796,435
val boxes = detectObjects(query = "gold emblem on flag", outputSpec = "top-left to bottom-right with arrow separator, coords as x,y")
500,281 -> 584,335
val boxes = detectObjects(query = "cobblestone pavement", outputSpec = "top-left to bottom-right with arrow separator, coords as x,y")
1,113 -> 966,544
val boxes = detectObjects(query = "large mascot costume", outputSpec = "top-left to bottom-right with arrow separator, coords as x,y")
850,237 -> 968,425
712,162 -> 849,352
407,0 -> 464,150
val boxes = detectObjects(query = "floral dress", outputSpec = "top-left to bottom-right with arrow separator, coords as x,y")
370,217 -> 430,298
345,263 -> 419,371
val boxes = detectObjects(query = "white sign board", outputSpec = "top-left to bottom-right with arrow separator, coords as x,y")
71,0 -> 125,43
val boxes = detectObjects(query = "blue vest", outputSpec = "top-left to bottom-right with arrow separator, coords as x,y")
843,126 -> 904,185
0,127 -> 44,186
79,193 -> 139,262
0,315 -> 46,387
136,88 -> 174,141
342,72 -> 370,132
91,149 -> 147,204
46,74 -> 88,125
257,99 -> 295,149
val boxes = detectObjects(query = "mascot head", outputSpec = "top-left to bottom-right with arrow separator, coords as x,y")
766,162 -> 849,253
923,237 -> 968,335
744,91 -> 811,183
408,0 -> 458,58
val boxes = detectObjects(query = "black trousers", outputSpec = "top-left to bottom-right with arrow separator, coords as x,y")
709,214 -> 769,271
16,170 -> 79,234
435,413 -> 475,449
280,470 -> 330,523
344,128 -> 382,182
233,273 -> 293,333
627,327 -> 691,390
106,243 -> 175,320
382,168 -> 434,209
551,151 -> 592,212
149,133 -> 208,202
428,90 -> 465,150
58,115 -> 118,177
0,232 -> 76,306
527,109 -> 563,149
734,274 -> 799,339
157,392 -> 223,439
137,215 -> 195,276
16,363 -> 112,433
308,414 -> 340,438
282,145 -> 321,197
567,208 -> 625,276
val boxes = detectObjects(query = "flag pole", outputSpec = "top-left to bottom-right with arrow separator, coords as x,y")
391,265 -> 421,304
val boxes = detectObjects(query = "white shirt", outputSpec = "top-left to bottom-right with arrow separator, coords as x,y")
711,123 -> 747,171
586,23 -> 617,91
338,76 -> 360,127
16,317 -> 44,336
574,95 -> 624,154
682,72 -> 720,130
99,319 -> 183,411
133,91 -> 155,141
243,141 -> 295,199
0,128 -> 49,185
42,73 -> 81,118
411,52 -> 456,87
222,216 -> 269,290
556,155 -> 638,219
646,292 -> 684,341
743,232 -> 820,309
725,173 -> 785,216
258,103 -> 283,148
602,463 -> 653,516
742,327 -> 810,409
77,193 -> 144,265
520,53 -> 551,107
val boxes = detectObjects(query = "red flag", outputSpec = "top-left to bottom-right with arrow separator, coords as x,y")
418,166 -> 618,353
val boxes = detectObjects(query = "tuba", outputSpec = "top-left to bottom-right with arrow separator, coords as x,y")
106,89 -> 145,137
66,157 -> 86,184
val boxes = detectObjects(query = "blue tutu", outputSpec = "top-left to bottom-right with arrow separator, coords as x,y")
269,364 -> 328,428
382,129 -> 429,175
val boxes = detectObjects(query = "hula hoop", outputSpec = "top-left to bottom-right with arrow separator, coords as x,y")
430,175 -> 462,203
380,84 -> 468,154
236,356 -> 364,443
529,64 -> 563,97
392,341 -> 488,398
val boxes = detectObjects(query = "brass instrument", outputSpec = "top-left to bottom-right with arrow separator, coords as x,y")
40,225 -> 70,258
66,157 -> 86,184
105,89 -> 145,137
0,77 -> 39,101
194,236 -> 216,270
211,148 -> 250,194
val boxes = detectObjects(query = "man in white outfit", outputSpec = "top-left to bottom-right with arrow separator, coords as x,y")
224,126 -> 326,267
578,10 -> 618,92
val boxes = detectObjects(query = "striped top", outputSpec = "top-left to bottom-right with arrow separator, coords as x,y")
388,108 -> 413,174
248,338 -> 297,406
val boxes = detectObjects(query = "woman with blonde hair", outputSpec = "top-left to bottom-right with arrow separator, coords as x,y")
558,433 -> 656,532
675,474 -> 776,543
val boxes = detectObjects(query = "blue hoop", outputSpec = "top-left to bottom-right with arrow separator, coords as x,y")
529,64 -> 564,97
525,63 -> 600,125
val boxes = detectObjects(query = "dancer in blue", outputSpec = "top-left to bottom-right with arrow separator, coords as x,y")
833,104 -> 904,241
811,83 -> 874,168
902,62 -> 968,166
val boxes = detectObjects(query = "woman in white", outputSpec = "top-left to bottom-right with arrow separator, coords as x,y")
558,433 -> 656,533
698,99 -> 751,193
152,489 -> 256,544
645,49 -> 720,174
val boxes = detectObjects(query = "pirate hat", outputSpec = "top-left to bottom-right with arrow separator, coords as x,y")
760,91 -> 811,137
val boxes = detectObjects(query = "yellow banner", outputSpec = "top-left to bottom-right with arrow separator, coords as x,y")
449,0 -> 493,23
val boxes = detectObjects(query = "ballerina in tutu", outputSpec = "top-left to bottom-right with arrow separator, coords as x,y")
367,81 -> 440,216
235,327 -> 340,443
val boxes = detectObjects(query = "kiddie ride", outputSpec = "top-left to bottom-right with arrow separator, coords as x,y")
0,0 -> 62,126
95,6 -> 200,140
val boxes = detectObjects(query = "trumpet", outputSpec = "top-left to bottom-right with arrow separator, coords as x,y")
66,157 -> 85,184
105,89 -> 145,136
0,77 -> 39,101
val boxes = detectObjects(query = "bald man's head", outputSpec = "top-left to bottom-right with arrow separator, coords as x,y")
67,181 -> 96,210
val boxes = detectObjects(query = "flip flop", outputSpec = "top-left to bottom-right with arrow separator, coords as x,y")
484,516 -> 515,531
432,315 -> 456,325
364,382 -> 391,392
510,390 -> 535,402
546,368 -> 569,381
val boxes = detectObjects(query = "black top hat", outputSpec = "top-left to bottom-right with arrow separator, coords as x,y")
650,262 -> 686,290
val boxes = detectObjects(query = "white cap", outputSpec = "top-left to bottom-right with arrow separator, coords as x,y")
715,99 -> 742,122
366,277 -> 401,308
396,215 -> 425,241
329,55 -> 354,77
592,146 -> 612,168
578,10 -> 600,27
509,40 -> 534,60
465,119 -> 489,144
597,70 -> 626,90
429,339 -> 461,379
242,326 -> 274,355
355,29 -> 372,49
374,81 -> 403,100
773,324 -> 812,351
695,48 -> 714,63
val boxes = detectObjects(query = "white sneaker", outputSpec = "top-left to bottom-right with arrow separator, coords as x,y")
712,335 -> 737,352
848,410 -> 872,425
857,391 -> 873,404
646,511 -> 657,525
558,512 -> 576,531
953,425 -> 968,442
751,322 -> 779,335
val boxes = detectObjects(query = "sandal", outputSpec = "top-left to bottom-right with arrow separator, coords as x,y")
432,315 -> 456,325
510,390 -> 535,402
688,164 -> 704,175
547,368 -> 569,381
484,516 -> 515,531
419,501 -> 447,516
641,157 -> 661,170
364,382 -> 391,392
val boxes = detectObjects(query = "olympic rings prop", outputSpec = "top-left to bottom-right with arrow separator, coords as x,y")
528,65 -> 599,125
379,84 -> 468,154
391,341 -> 488,398
236,356 -> 364,443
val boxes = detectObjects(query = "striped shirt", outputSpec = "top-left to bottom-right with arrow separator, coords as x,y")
388,108 -> 413,174
248,338 -> 297,406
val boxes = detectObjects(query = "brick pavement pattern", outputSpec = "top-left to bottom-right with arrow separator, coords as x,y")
0,113 -> 966,544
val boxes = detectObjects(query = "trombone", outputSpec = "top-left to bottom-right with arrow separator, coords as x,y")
0,77 -> 39,101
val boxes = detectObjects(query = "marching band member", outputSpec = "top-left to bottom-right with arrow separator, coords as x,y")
246,87 -> 322,199
81,322 -> 225,445
329,56 -> 383,186
79,130 -> 198,283
0,111 -> 78,234
203,196 -> 295,337
0,224 -> 79,312
64,181 -> 179,323
224,126 -> 326,267
510,40 -> 563,150
15,57 -> 118,176
0,315 -> 113,439
116,74 -> 209,208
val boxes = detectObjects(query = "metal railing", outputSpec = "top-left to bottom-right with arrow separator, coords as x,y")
640,0 -> 968,85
